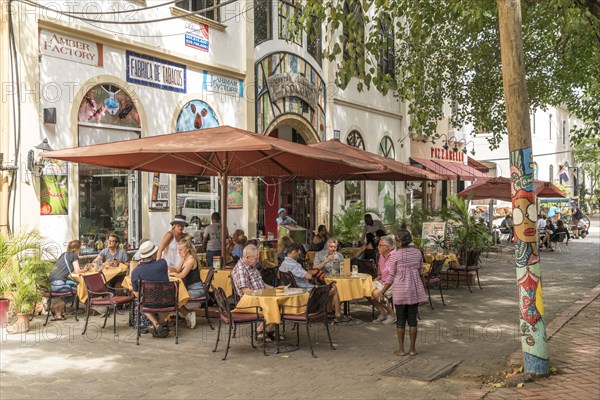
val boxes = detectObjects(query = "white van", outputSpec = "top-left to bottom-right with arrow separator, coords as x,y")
179,193 -> 218,228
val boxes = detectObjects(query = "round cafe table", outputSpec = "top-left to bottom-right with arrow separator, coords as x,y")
324,273 -> 373,302
234,288 -> 308,325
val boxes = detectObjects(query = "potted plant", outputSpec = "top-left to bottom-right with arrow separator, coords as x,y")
445,195 -> 492,265
0,229 -> 53,333
333,201 -> 378,246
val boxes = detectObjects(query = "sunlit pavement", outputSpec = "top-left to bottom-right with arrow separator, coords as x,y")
2,217 -> 599,400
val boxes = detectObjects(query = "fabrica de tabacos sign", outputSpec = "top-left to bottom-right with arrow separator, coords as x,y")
126,51 -> 186,93
267,73 -> 318,110
430,147 -> 464,162
39,29 -> 103,67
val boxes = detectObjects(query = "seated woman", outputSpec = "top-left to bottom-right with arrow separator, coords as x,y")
232,235 -> 247,263
226,229 -> 244,255
549,219 -> 570,250
169,238 -> 206,329
48,240 -> 89,320
311,225 -> 329,251
277,235 -> 293,264
354,232 -> 378,261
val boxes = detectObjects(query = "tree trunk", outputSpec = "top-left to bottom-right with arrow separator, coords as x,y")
497,0 -> 549,376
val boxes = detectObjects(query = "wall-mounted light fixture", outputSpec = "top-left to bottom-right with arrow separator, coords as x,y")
27,138 -> 53,176
464,140 -> 476,156
405,182 -> 415,190
446,136 -> 458,151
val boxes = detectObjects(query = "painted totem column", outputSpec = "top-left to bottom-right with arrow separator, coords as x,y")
511,147 -> 549,371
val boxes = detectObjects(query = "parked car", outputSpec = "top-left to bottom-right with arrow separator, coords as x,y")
179,193 -> 218,228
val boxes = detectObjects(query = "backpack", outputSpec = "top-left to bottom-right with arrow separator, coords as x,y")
573,207 -> 583,220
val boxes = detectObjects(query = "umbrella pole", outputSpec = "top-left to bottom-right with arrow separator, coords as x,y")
329,182 -> 334,236
220,173 -> 228,261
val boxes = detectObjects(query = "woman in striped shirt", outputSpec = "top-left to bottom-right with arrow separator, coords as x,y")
374,235 -> 428,356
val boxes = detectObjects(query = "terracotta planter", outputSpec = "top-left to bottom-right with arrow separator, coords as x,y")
7,312 -> 30,334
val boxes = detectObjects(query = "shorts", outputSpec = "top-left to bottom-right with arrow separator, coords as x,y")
373,280 -> 393,299
395,304 -> 419,328
572,219 -> 580,227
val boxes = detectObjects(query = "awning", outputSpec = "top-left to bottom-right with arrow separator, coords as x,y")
411,157 -> 487,181
467,157 -> 490,173
410,157 -> 457,180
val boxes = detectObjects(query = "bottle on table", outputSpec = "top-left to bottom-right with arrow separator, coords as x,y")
213,256 -> 221,270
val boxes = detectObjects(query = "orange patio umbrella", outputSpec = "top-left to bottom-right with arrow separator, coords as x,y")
457,177 -> 567,202
42,126 -> 382,253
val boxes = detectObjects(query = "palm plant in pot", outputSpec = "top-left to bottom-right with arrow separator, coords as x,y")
333,201 -> 379,246
0,229 -> 53,333
445,195 -> 492,265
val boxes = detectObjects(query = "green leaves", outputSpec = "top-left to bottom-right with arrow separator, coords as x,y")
296,0 -> 600,147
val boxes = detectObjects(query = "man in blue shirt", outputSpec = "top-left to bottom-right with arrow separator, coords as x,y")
131,240 -> 170,338
279,244 -> 346,323
276,207 -> 296,226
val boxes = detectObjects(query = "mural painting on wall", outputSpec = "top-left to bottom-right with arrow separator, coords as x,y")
176,100 -> 219,132
510,147 -> 548,361
227,177 -> 243,209
256,52 -> 326,138
78,84 -> 141,128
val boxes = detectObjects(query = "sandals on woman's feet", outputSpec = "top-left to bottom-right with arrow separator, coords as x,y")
150,325 -> 169,338
267,331 -> 286,341
255,332 -> 272,343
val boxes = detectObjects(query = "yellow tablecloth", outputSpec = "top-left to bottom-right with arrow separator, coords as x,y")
235,288 -> 309,325
424,253 -> 458,267
122,275 -> 190,307
71,263 -> 128,303
324,273 -> 374,302
200,268 -> 232,297
259,248 -> 276,264
423,263 -> 432,275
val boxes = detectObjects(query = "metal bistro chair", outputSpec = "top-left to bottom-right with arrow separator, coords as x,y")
424,259 -> 446,309
280,283 -> 336,358
552,232 -> 569,253
212,286 -> 265,360
81,273 -> 134,335
446,251 -> 482,293
187,269 -> 215,329
33,279 -> 79,326
278,271 -> 299,288
137,279 -> 179,345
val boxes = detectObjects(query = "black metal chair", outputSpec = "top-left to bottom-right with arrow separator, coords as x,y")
33,279 -> 79,326
424,259 -> 446,309
278,271 -> 299,288
260,266 -> 279,287
212,286 -> 265,360
137,279 -> 179,345
280,283 -> 336,358
81,273 -> 134,335
187,268 -> 214,329
446,251 -> 482,293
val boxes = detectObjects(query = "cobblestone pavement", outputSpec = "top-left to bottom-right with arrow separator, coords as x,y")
1,217 -> 599,400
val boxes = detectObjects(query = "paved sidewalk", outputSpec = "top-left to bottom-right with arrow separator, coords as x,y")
466,286 -> 600,400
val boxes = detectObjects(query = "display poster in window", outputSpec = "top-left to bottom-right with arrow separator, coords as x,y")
149,172 -> 170,211
78,84 -> 141,129
227,177 -> 243,209
421,221 -> 446,251
40,173 -> 68,215
176,100 -> 219,132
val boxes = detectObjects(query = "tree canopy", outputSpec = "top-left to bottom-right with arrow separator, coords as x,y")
296,0 -> 600,148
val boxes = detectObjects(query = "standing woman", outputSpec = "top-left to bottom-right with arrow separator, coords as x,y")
169,238 -> 205,329
374,235 -> 428,356
157,215 -> 188,269
48,240 -> 89,320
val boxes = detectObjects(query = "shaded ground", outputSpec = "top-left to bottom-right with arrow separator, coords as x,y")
1,216 -> 598,399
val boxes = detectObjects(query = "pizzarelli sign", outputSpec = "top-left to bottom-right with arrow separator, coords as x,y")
267,73 -> 318,110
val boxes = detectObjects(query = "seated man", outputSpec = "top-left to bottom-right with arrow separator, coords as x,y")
231,244 -> 278,341
499,215 -> 514,242
279,244 -> 346,323
313,238 -> 344,274
131,240 -> 170,338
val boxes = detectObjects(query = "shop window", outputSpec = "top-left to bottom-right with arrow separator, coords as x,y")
175,100 -> 221,227
378,136 -> 395,224
307,15 -> 322,66
279,0 -> 301,45
345,130 -> 365,205
254,0 -> 272,45
77,84 -> 141,249
378,14 -> 394,75
342,0 -> 364,76
176,0 -> 220,21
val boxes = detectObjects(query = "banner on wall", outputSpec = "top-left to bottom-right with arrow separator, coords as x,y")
126,51 -> 186,93
149,172 -> 170,211
227,177 -> 243,209
39,29 -> 103,67
185,22 -> 209,52
202,71 -> 243,97
40,175 -> 68,215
